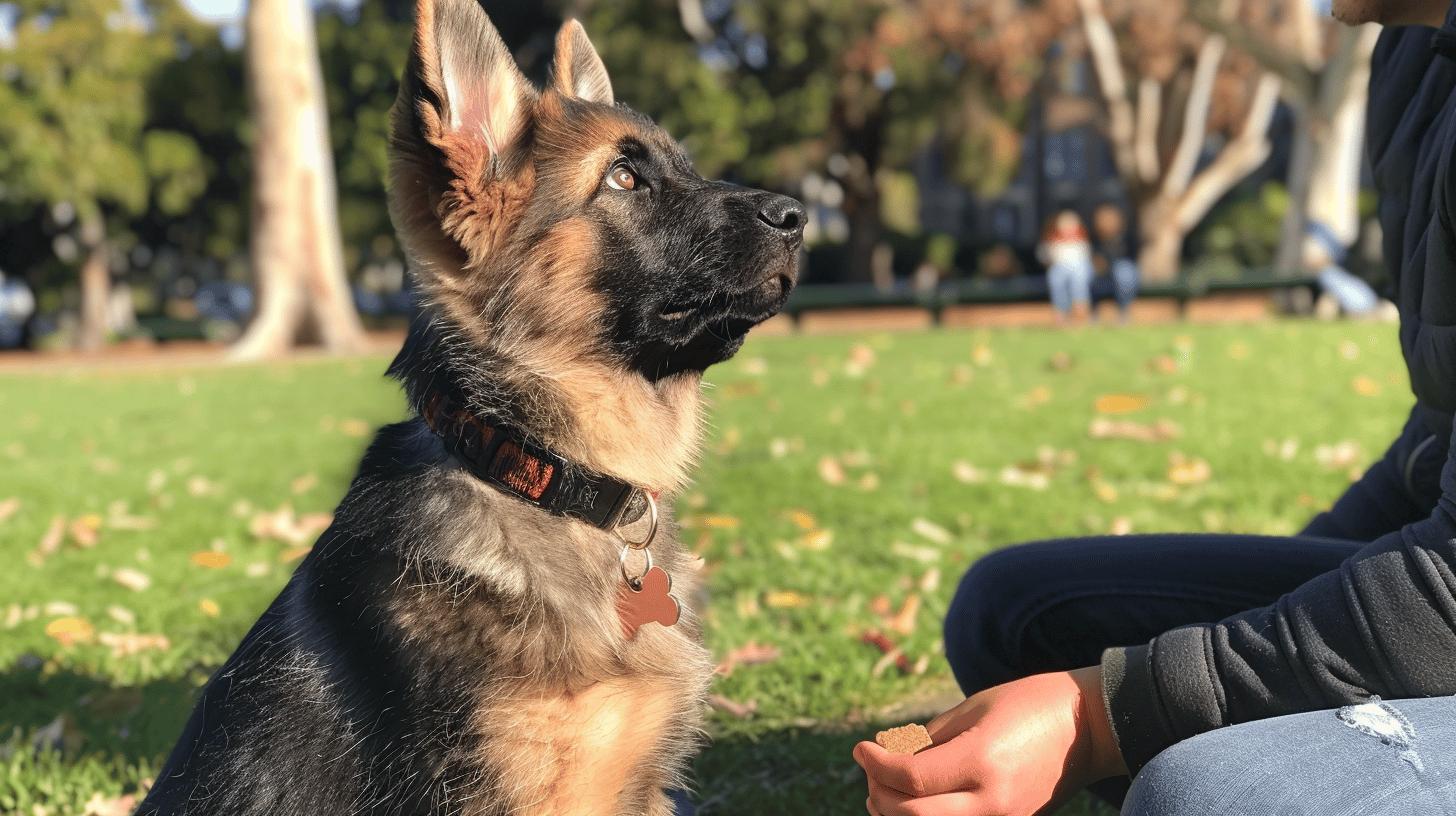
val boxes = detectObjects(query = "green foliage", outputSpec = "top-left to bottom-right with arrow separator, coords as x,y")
0,323 -> 1409,813
0,0 -> 211,233
1193,182 -> 1290,270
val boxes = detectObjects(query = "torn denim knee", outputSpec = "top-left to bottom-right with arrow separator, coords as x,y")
1336,696 -> 1423,771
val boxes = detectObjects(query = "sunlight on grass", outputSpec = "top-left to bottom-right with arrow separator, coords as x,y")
0,322 -> 1408,814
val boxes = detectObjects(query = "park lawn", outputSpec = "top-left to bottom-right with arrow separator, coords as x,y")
0,321 -> 1413,815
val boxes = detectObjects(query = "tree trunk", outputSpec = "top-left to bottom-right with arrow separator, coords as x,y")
1137,199 -> 1183,282
77,231 -> 109,352
232,0 -> 366,360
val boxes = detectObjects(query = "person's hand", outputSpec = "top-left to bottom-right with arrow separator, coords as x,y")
852,666 -> 1126,816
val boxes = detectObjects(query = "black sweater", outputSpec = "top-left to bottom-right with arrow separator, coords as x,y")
1101,14 -> 1456,774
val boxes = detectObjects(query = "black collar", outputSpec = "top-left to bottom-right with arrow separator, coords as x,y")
422,390 -> 650,531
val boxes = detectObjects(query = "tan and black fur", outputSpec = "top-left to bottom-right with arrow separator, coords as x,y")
138,2 -> 802,814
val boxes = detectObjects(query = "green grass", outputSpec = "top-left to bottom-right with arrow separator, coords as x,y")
0,321 -> 1412,815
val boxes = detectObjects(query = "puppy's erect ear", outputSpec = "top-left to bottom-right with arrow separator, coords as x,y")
389,0 -> 537,275
412,0 -> 534,157
551,20 -> 614,105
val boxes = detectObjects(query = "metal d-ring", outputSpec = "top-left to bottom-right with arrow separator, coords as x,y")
619,543 -> 653,589
613,490 -> 659,551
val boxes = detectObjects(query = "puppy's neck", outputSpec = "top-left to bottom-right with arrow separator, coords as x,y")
389,313 -> 703,493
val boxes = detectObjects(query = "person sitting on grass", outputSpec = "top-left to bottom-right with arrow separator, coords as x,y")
855,2 -> 1456,814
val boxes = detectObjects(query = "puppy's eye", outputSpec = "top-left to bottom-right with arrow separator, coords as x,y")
607,165 -> 638,191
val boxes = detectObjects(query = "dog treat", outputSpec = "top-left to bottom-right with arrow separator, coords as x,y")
875,723 -> 932,755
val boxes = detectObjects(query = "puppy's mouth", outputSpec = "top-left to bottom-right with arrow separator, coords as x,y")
658,271 -> 794,325
632,268 -> 796,381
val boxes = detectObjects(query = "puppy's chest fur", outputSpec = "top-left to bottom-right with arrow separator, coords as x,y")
141,422 -> 710,816
346,424 -> 712,815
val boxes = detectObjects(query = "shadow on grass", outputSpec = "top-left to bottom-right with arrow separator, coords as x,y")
695,722 -> 1119,816
0,660 -> 197,764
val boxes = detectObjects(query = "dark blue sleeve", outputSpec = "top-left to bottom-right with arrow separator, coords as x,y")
1102,413 -> 1456,774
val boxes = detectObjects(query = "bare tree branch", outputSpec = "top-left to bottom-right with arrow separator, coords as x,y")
1161,34 -> 1226,201
1174,72 -> 1281,232
1135,77 -> 1162,184
1189,0 -> 1317,104
1077,0 -> 1138,180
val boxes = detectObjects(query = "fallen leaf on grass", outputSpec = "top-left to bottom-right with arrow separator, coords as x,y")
106,606 -> 136,626
98,632 -> 170,659
708,693 -> 758,719
1109,517 -> 1134,536
888,594 -> 921,635
700,515 -> 741,530
1167,454 -> 1212,486
279,545 -> 312,563
1094,394 -> 1150,415
83,792 -> 138,816
818,456 -> 847,486
0,497 -> 18,525
911,518 -> 952,545
764,591 -> 811,609
45,616 -> 95,647
1088,418 -> 1182,443
716,642 -> 782,677
340,419 -> 370,437
784,510 -> 818,530
861,630 -> 913,677
186,476 -> 218,497
68,514 -> 102,548
890,541 -> 941,563
998,465 -> 1050,491
1315,441 -> 1363,471
190,551 -> 232,570
918,568 -> 941,592
1018,385 -> 1052,408
951,461 -> 986,484
29,516 -> 65,566
291,473 -> 318,495
1352,376 -> 1382,397
199,598 -> 220,618
800,529 -> 833,551
112,568 -> 151,592
249,504 -> 333,545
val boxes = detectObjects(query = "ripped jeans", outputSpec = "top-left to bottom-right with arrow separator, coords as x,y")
1124,695 -> 1456,815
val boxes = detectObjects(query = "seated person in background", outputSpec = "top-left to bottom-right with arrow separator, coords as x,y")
1038,210 -> 1093,325
1093,203 -> 1139,323
856,1 -> 1456,813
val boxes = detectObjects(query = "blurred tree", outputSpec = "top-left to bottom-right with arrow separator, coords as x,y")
1191,2 -> 1379,278
0,0 -> 211,349
1078,0 -> 1281,281
232,0 -> 366,359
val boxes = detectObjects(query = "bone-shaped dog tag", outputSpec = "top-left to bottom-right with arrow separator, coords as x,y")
618,566 -> 681,639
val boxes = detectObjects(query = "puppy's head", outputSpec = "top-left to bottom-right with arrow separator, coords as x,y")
388,0 -> 802,384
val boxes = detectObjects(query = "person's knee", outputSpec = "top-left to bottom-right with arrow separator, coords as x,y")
943,548 -> 1040,695
1123,732 -> 1232,816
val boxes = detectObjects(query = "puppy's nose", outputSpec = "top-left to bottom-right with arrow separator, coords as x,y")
756,194 -> 806,244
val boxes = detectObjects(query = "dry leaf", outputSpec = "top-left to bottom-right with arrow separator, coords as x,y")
785,510 -> 818,530
716,641 -> 782,677
911,518 -> 952,545
818,456 -> 847,486
998,465 -> 1050,491
82,792 -> 138,816
190,551 -> 232,570
29,516 -> 65,566
707,693 -> 758,719
1088,417 -> 1182,443
888,594 -> 921,635
701,515 -> 741,530
291,473 -> 318,495
105,605 -> 136,626
199,598 -> 221,618
279,545 -> 312,563
112,568 -> 151,592
1167,454 -> 1212,486
98,632 -> 170,658
890,541 -> 941,563
340,419 -> 370,437
918,568 -> 941,593
0,497 -> 19,525
45,616 -> 95,647
800,529 -> 833,551
764,590 -> 811,609
952,461 -> 986,484
857,472 -> 881,491
1094,394 -> 1150,415
68,514 -> 102,548
1352,376 -> 1382,397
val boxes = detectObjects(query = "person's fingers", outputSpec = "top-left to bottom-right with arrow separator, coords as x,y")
855,738 -> 983,797
868,778 -> 981,816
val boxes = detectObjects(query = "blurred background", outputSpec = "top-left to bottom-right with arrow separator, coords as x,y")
0,0 -> 1389,355
0,2 -> 1415,815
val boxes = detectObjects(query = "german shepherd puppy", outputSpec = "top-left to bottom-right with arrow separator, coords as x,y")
137,1 -> 802,814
